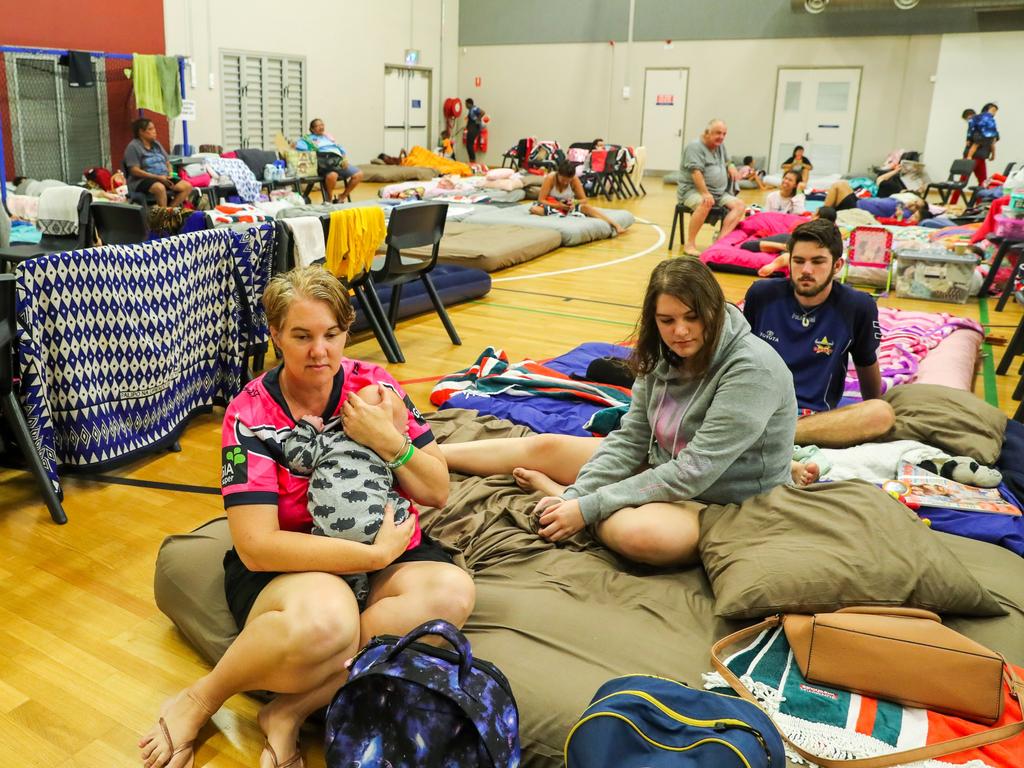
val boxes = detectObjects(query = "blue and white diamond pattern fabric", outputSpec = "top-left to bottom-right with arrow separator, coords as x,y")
14,224 -> 275,493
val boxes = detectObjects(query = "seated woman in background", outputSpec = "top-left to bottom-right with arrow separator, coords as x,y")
296,118 -> 364,202
440,258 -> 806,567
822,180 -> 929,224
781,145 -> 813,185
123,118 -> 194,207
764,170 -> 805,214
530,160 -> 625,234
736,155 -> 768,191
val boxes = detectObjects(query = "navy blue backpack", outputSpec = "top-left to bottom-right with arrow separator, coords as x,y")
565,674 -> 784,767
325,619 -> 520,768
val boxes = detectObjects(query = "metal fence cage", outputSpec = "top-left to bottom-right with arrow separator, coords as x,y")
1,46 -> 185,204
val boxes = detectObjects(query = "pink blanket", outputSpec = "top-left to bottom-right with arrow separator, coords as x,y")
843,307 -> 982,400
700,212 -> 806,273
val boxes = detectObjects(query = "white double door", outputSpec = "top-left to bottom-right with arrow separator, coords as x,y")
641,68 -> 688,172
384,66 -> 430,156
770,68 -> 861,177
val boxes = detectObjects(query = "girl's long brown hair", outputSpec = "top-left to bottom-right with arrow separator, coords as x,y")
629,258 -> 725,378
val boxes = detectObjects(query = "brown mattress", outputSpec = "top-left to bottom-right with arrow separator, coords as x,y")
358,164 -> 439,182
421,410 -> 1024,768
154,408 -> 1024,768
403,222 -> 562,272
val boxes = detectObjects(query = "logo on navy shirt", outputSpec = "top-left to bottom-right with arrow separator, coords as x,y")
813,336 -> 834,356
759,329 -> 780,344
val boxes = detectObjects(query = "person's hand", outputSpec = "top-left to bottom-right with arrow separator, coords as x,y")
342,389 -> 399,451
701,192 -> 714,208
159,175 -> 174,187
535,497 -> 585,542
372,504 -> 414,566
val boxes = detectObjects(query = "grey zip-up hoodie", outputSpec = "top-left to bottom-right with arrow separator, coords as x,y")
563,303 -> 796,525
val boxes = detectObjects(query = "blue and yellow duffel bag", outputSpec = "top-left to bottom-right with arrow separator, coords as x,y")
565,674 -> 784,767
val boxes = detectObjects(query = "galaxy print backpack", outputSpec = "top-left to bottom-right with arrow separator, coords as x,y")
324,619 -> 520,768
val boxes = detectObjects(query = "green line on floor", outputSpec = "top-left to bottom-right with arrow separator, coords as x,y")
466,300 -> 636,328
978,297 -> 999,408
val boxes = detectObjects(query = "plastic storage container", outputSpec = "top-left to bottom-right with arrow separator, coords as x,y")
894,249 -> 977,304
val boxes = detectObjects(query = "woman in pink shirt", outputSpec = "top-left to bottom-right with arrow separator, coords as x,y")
139,266 -> 473,768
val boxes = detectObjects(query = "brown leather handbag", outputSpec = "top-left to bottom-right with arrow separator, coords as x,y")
712,607 -> 1024,768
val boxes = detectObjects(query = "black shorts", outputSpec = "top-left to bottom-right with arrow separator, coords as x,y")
135,177 -> 169,194
223,533 -> 455,630
837,192 -> 859,211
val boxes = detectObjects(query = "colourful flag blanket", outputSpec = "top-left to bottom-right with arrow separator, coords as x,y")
429,346 -> 631,410
843,306 -> 982,401
703,624 -> 1024,767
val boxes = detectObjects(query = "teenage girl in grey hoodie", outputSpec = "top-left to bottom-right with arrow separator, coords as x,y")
441,259 -> 800,566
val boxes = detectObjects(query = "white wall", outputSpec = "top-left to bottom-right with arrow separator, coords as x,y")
163,0 -> 459,159
457,35 -> 940,175
924,32 -> 1024,174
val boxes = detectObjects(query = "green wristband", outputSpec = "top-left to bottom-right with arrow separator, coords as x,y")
390,442 -> 415,470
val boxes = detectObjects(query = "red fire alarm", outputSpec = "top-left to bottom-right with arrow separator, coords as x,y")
474,76 -> 481,87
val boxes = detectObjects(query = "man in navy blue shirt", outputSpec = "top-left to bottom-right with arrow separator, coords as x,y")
743,218 -> 894,448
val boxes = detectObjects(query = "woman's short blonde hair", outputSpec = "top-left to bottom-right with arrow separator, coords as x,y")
263,266 -> 355,332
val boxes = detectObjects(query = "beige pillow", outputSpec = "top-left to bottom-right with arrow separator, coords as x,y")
154,517 -> 237,666
883,383 -> 1007,465
699,480 -> 1006,620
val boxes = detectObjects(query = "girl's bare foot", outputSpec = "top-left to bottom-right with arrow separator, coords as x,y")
512,467 -> 567,497
138,689 -> 214,768
791,460 -> 820,487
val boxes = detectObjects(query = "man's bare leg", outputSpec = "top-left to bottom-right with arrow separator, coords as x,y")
795,400 -> 895,448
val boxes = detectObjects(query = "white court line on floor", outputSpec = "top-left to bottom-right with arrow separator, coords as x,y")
491,219 -> 666,283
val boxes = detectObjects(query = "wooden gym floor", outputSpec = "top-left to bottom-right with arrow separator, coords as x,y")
1,177 -> 1021,767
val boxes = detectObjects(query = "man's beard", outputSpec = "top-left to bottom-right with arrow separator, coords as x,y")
792,274 -> 832,298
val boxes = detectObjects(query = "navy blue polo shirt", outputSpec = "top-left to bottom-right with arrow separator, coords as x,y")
742,279 -> 880,412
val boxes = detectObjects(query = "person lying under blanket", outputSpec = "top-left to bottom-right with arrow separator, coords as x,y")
530,161 -> 626,234
821,180 -> 930,225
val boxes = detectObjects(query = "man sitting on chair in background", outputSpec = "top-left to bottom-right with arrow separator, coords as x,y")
742,218 -> 895,449
676,119 -> 744,258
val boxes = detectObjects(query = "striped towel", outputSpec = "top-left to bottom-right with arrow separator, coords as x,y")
704,624 -> 1023,767
430,347 -> 631,409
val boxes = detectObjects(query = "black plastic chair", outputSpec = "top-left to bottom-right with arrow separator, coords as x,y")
924,159 -> 976,205
0,273 -> 67,523
0,188 -> 92,269
967,161 -> 1016,208
371,202 -> 460,364
668,201 -> 725,251
91,201 -> 150,245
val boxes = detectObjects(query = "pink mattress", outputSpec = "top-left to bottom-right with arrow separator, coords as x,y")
843,307 -> 982,401
915,327 -> 983,391
700,211 -> 806,274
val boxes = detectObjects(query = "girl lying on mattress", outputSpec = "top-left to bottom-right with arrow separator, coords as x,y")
529,160 -> 626,234
442,258 -> 815,567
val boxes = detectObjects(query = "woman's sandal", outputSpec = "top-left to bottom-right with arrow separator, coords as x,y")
263,740 -> 303,768
156,717 -> 194,767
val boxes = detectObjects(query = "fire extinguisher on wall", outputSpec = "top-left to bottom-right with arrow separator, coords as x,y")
477,115 -> 489,152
